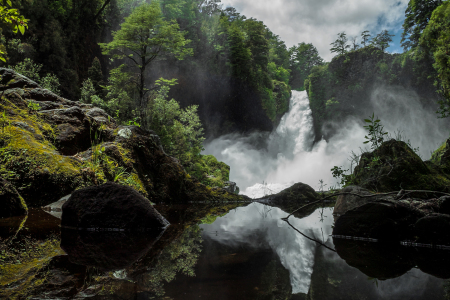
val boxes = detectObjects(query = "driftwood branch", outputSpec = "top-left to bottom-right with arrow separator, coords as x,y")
282,190 -> 450,220
283,218 -> 336,252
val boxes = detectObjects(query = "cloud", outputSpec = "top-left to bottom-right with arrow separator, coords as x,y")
221,0 -> 409,60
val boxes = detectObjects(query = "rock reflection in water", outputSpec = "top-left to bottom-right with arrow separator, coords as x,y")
61,228 -> 165,271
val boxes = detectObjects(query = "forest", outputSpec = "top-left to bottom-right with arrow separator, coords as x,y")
2,0 -> 448,190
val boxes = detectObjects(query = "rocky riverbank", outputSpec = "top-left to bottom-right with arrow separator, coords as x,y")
0,68 -> 248,218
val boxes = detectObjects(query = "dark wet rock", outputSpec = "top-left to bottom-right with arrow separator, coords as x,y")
0,177 -> 27,218
258,182 -> 321,218
333,200 -> 423,241
61,229 -> 163,271
334,239 -> 415,280
61,182 -> 169,230
264,182 -> 319,203
415,214 -> 450,245
353,139 -> 450,193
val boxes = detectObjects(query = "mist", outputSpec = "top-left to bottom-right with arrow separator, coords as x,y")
204,87 -> 449,198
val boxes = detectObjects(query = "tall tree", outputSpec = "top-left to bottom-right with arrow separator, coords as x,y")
99,1 -> 192,127
330,32 -> 350,56
360,30 -> 371,47
371,30 -> 394,51
401,0 -> 443,50
289,42 -> 323,90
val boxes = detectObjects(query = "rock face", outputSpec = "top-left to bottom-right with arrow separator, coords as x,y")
0,177 -> 27,218
353,139 -> 450,193
61,182 -> 169,230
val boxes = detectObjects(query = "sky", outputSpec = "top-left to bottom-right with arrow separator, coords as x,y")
220,0 -> 409,61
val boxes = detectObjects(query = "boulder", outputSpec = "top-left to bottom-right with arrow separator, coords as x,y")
61,182 -> 169,230
0,177 -> 28,218
333,200 -> 423,241
353,139 -> 450,193
258,182 -> 321,218
333,185 -> 374,217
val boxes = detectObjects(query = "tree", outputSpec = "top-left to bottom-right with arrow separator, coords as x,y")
99,1 -> 192,128
401,0 -> 443,50
420,1 -> 450,116
0,0 -> 28,62
330,32 -> 350,56
350,36 -> 360,51
87,57 -> 105,97
361,30 -> 371,47
371,30 -> 394,51
289,42 -> 323,90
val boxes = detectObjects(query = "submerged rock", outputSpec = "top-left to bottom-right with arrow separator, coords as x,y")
61,182 -> 169,230
0,177 -> 27,218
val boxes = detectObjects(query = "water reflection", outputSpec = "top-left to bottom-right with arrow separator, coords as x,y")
61,229 -> 165,271
200,203 -> 334,294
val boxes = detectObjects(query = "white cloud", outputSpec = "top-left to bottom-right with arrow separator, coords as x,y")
221,0 -> 408,61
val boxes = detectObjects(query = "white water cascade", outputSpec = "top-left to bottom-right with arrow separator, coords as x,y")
204,89 -> 450,198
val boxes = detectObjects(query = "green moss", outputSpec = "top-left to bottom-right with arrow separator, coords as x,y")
431,141 -> 447,165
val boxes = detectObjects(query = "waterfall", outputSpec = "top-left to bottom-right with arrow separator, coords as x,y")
204,87 -> 447,198
204,90 -> 359,198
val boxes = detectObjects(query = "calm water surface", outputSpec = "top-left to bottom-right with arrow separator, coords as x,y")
0,203 -> 449,299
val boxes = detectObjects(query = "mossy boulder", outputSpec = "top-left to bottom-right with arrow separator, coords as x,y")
0,178 -> 27,218
353,139 -> 450,193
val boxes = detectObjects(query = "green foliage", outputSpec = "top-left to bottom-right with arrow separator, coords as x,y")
361,30 -> 371,47
401,0 -> 443,50
148,82 -> 205,169
371,30 -> 394,51
0,0 -> 28,62
363,113 -> 388,150
330,32 -> 350,56
289,42 -> 323,90
87,57 -> 105,96
420,1 -> 450,115
99,0 -> 192,125
9,58 -> 60,94
331,166 -> 354,187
